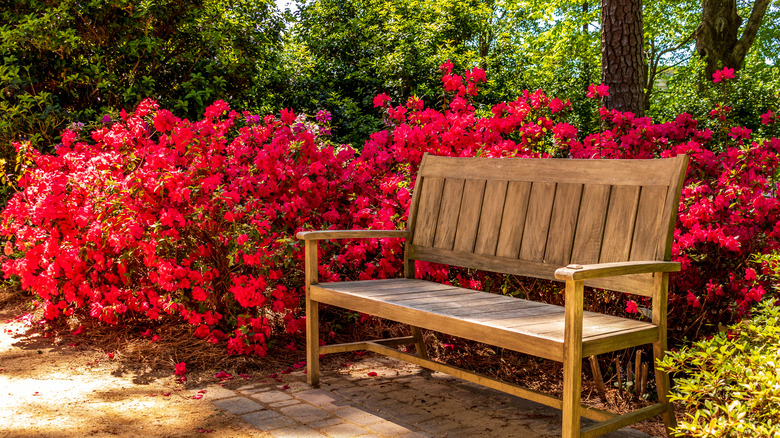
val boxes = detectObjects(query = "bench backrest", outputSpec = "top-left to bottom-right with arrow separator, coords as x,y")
405,154 -> 689,296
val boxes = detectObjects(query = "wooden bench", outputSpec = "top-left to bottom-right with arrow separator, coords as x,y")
297,153 -> 688,438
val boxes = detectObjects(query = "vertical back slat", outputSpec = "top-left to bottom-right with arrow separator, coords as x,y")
413,177 -> 445,247
433,178 -> 466,250
570,185 -> 611,264
495,181 -> 532,258
475,180 -> 509,255
599,185 -> 641,263
519,182 -> 557,261
453,179 -> 487,252
544,184 -> 584,266
630,186 -> 669,260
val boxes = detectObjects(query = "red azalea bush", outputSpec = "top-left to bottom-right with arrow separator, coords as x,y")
1,64 -> 778,353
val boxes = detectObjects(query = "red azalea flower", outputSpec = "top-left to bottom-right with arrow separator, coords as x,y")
712,66 -> 735,83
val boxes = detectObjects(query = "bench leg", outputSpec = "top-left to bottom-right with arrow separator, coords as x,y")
562,355 -> 582,438
410,326 -> 428,360
653,339 -> 676,435
306,296 -> 320,387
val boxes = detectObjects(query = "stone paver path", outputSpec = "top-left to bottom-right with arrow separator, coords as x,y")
198,356 -> 655,438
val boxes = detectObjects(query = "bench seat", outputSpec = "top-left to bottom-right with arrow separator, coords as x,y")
312,278 -> 658,362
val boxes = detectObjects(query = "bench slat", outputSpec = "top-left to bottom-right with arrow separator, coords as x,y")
475,179 -> 509,255
420,155 -> 682,186
415,177 -> 445,247
630,185 -> 669,260
433,178 -> 465,250
600,185 -> 641,263
545,183 -> 584,266
519,182 -> 556,261
453,179 -> 486,253
495,181 -> 532,258
570,184 -> 611,264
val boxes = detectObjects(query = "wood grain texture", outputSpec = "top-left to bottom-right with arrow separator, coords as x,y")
570,184 -> 611,264
475,180 -> 509,255
495,181 -> 532,258
413,177 -> 445,247
297,229 -> 410,241
519,182 -> 556,261
561,279 -> 584,438
630,186 -> 668,260
420,155 -> 684,186
600,185 -> 640,263
545,183 -> 584,266
433,178 -> 465,250
453,179 -> 486,252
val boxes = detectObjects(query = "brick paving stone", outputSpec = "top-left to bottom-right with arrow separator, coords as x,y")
320,422 -> 370,438
194,385 -> 237,401
395,432 -> 433,438
279,403 -> 334,424
308,418 -> 345,429
376,404 -> 430,425
278,381 -> 310,393
212,396 -> 264,415
269,399 -> 302,408
240,386 -> 271,395
252,390 -> 294,404
414,416 -> 465,435
295,389 -> 349,410
270,425 -> 328,438
332,406 -> 386,426
242,410 -> 298,431
237,384 -> 261,391
366,420 -> 417,436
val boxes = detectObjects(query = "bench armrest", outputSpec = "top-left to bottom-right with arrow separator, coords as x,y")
296,229 -> 410,241
554,261 -> 680,281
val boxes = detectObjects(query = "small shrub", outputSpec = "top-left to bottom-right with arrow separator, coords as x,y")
657,299 -> 780,437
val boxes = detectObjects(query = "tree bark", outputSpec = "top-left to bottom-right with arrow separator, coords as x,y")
600,0 -> 645,116
695,0 -> 772,78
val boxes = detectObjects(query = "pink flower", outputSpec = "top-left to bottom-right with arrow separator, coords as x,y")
728,126 -> 752,142
236,234 -> 249,245
586,83 -> 609,98
712,66 -> 735,83
761,110 -> 776,125
280,108 -> 296,125
548,98 -> 564,113
373,93 -> 391,108
174,362 -> 187,376
625,300 -> 639,314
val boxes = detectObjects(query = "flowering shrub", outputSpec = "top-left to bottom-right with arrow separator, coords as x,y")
0,100 -> 412,356
1,64 -> 778,354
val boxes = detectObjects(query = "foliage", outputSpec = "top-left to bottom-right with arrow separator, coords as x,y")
657,299 -> 780,437
1,64 -> 779,355
0,0 -> 285,158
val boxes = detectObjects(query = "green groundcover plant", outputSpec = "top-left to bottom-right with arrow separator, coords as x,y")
657,298 -> 780,437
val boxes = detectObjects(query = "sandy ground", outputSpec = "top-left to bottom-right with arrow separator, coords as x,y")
0,298 -> 269,438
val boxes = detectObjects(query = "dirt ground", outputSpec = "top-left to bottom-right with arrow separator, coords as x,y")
0,293 -> 278,438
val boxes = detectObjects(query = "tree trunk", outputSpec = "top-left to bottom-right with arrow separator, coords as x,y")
695,0 -> 772,79
600,0 -> 644,116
